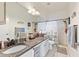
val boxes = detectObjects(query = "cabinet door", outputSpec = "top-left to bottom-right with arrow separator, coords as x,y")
33,43 -> 41,57
40,40 -> 50,57
20,49 -> 34,57
45,40 -> 50,52
0,2 -> 6,25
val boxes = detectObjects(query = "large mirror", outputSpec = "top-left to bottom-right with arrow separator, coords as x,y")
6,2 -> 30,40
0,2 -> 34,41
0,2 -> 39,43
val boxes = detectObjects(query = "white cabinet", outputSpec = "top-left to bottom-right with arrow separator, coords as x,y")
40,39 -> 50,57
20,39 -> 50,57
33,43 -> 41,57
20,48 -> 34,57
33,39 -> 50,57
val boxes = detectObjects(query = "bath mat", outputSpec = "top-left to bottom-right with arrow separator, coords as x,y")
57,46 -> 67,55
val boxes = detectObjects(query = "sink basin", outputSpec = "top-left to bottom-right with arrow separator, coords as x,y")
49,40 -> 55,44
2,45 -> 27,54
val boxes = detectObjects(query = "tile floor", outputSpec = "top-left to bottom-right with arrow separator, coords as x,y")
46,45 -> 79,57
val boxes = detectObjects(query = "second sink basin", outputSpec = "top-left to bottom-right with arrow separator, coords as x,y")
2,45 -> 27,54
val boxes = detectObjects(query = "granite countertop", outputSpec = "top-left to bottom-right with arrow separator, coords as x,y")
0,37 -> 46,57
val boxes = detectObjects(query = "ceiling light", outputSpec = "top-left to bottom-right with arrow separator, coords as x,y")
6,17 -> 9,23
28,8 -> 35,14
27,8 -> 40,15
31,8 -> 35,12
27,6 -> 33,10
32,12 -> 36,15
36,11 -> 40,15
28,10 -> 32,13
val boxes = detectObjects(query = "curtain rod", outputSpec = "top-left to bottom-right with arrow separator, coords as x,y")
35,17 -> 70,23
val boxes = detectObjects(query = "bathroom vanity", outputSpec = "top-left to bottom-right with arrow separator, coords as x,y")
20,37 -> 49,57
0,37 -> 49,57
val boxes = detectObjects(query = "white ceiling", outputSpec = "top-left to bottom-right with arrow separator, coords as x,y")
19,2 -> 70,16
18,2 -> 71,21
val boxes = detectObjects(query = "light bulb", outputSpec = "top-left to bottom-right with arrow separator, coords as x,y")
32,12 -> 36,15
28,10 -> 32,13
6,17 -> 9,23
36,11 -> 40,15
31,8 -> 35,12
27,7 -> 40,15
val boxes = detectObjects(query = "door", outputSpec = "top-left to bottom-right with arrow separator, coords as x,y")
57,20 -> 67,46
